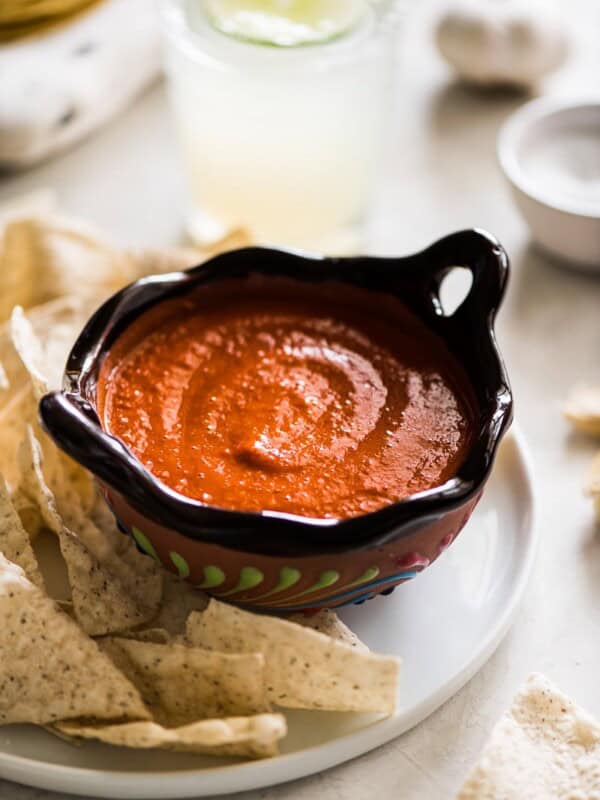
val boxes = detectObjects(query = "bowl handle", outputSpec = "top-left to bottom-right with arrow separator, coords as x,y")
39,391 -> 151,504
417,228 -> 509,330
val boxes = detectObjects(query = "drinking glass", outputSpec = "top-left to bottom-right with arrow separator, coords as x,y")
161,1 -> 401,252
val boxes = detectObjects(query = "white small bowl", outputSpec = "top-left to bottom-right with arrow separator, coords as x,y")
498,97 -> 600,271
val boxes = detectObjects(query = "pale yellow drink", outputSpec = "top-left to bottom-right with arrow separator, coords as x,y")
162,0 -> 400,252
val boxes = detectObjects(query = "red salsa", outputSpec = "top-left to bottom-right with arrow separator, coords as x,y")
98,278 -> 476,519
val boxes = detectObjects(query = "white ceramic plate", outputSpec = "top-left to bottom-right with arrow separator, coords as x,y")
0,428 -> 536,799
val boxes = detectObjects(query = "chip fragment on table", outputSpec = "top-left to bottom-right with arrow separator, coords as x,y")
456,673 -> 600,799
564,383 -> 600,435
583,451 -> 600,522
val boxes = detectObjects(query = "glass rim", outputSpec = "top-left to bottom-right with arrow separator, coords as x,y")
159,0 -> 403,72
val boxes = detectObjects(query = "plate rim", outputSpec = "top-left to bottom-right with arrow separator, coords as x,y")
0,426 -> 538,799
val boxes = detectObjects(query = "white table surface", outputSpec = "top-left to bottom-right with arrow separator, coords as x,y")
1,2 -> 599,798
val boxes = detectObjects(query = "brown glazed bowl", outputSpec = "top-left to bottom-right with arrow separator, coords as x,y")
39,229 -> 512,612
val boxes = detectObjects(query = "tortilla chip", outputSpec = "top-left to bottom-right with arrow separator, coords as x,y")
0,317 -> 22,397
152,573 -> 209,636
289,610 -> 369,651
583,452 -> 600,522
19,429 -> 162,635
584,452 -> 600,496
125,247 -> 207,279
0,215 -> 250,493
57,527 -> 162,636
0,476 -> 43,587
10,485 -> 45,541
99,638 -> 269,726
0,387 -> 37,492
1,214 -> 251,325
56,523 -> 162,635
120,628 -> 172,645
8,297 -> 105,525
186,600 -> 400,713
0,225 -> 37,322
0,189 -> 56,229
56,714 -> 287,758
457,673 -> 600,799
0,297 -> 92,499
1,217 -> 132,315
10,307 -> 48,397
126,230 -> 251,280
0,553 -> 149,725
10,302 -> 88,397
0,360 -> 8,391
0,192 -> 60,323
56,598 -> 75,615
1,296 -> 89,391
18,429 -> 87,540
4,298 -> 95,438
564,384 -> 600,435
31,424 -> 99,527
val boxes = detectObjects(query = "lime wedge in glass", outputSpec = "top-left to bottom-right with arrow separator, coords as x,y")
202,0 -> 370,47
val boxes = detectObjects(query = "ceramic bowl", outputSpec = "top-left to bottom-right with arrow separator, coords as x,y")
498,97 -> 600,271
39,229 -> 512,612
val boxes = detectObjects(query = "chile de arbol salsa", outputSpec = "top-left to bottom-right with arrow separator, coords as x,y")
98,278 -> 476,519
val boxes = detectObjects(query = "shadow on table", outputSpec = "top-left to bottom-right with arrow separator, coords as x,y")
505,241 -> 600,325
419,80 -> 532,204
427,80 -> 529,141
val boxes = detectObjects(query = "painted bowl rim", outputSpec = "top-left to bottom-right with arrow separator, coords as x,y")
39,228 -> 513,557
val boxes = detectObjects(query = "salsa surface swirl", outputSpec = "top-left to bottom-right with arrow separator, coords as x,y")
99,278 -> 476,519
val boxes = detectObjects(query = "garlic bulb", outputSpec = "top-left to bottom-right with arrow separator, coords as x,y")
435,0 -> 569,88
